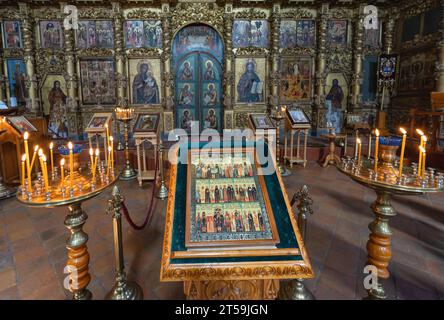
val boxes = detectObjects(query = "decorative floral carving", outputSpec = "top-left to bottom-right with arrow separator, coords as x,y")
32,8 -> 60,21
170,2 -> 224,35
280,47 -> 316,56
35,49 -> 65,75
79,7 -> 113,19
280,9 -> 314,19
0,9 -> 21,20
234,47 -> 269,56
126,8 -> 160,20
77,48 -> 114,57
234,8 -> 267,20
126,48 -> 161,58
2,48 -> 24,58
235,112 -> 249,128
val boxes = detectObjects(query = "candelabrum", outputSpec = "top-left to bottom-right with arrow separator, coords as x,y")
271,107 -> 291,177
115,107 -> 137,180
338,138 -> 444,300
105,186 -> 143,300
17,162 -> 118,300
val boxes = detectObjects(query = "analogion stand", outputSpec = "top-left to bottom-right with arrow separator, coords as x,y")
133,114 -> 160,187
85,113 -> 113,168
247,113 -> 276,142
283,108 -> 311,168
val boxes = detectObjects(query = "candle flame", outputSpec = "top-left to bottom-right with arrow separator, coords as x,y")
375,129 -> 379,136
89,148 -> 93,156
42,155 -> 47,162
109,145 -> 112,151
34,145 -> 39,152
68,142 -> 73,150
60,158 -> 65,166
423,135 -> 427,142
21,154 -> 26,161
105,123 -> 108,128
416,129 -> 424,136
419,146 -> 426,153
38,148 -> 43,157
49,142 -> 53,149
95,148 -> 99,156
24,132 -> 29,140
357,138 -> 361,144
400,127 -> 407,135
110,136 -> 114,141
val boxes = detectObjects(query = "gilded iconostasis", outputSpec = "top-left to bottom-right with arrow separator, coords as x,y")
0,0 -> 442,139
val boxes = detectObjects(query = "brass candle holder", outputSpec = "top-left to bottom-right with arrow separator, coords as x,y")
271,106 -> 291,177
17,163 -> 118,300
338,139 -> 444,300
115,107 -> 137,180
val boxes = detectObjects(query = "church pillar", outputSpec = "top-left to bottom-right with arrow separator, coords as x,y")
161,3 -> 174,132
351,7 -> 364,110
20,2 -> 38,112
314,4 -> 328,130
223,4 -> 234,129
112,2 -> 126,105
436,1 -> 444,92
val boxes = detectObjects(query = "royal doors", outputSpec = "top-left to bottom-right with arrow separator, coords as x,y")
172,25 -> 224,133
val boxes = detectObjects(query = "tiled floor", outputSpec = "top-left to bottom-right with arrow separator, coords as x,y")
0,162 -> 443,300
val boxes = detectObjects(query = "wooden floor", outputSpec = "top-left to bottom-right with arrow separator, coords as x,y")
0,162 -> 443,299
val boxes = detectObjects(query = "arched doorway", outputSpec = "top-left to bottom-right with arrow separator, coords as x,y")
172,24 -> 224,133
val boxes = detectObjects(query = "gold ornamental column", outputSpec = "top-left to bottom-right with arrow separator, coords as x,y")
61,12 -> 77,109
20,3 -> 38,112
0,54 -> 6,102
351,9 -> 364,110
223,4 -> 234,129
113,3 -> 126,105
436,2 -> 444,92
162,4 -> 174,132
314,4 -> 328,128
270,5 -> 280,108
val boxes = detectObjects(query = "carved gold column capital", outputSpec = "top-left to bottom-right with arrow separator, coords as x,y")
435,1 -> 444,91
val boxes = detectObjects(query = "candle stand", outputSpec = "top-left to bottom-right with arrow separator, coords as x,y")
337,139 -> 444,299
272,109 -> 291,177
115,107 -> 137,180
17,165 -> 118,300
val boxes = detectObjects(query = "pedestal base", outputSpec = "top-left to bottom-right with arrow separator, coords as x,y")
120,167 -> 137,180
278,279 -> 315,300
106,279 -> 143,300
184,279 -> 279,300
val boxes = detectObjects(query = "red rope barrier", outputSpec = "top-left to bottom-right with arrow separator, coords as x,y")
121,153 -> 159,230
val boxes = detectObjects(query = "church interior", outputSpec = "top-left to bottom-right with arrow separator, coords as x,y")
0,0 -> 443,302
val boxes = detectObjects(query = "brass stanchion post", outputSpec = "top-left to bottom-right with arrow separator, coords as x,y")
106,185 -> 143,300
279,185 -> 315,300
156,140 -> 168,200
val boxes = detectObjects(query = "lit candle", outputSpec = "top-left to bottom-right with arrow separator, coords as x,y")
93,148 -> 99,182
109,136 -> 114,171
38,149 -> 47,191
89,148 -> 94,172
68,142 -> 73,187
422,136 -> 427,176
60,158 -> 65,183
367,130 -> 372,159
21,154 -> 26,187
357,138 -> 362,165
374,129 -> 380,172
419,146 -> 426,177
23,132 -> 31,190
49,142 -> 54,173
29,145 -> 39,173
107,144 -> 112,174
41,154 -> 49,192
399,128 -> 407,177
105,123 -> 109,167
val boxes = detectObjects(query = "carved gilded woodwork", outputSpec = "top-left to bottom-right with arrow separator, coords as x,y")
184,279 -> 279,300
125,8 -> 160,20
234,8 -> 267,20
79,7 -> 114,19
234,47 -> 269,56
235,111 -> 249,128
77,48 -> 114,57
32,7 -> 61,21
170,2 -> 224,35
0,8 -> 21,20
279,9 -> 314,19
126,48 -> 161,58
35,49 -> 65,75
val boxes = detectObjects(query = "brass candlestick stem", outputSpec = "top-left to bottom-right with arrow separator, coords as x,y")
106,186 -> 143,300
272,111 -> 291,177
116,107 -> 137,180
338,155 -> 444,299
17,167 -> 118,300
